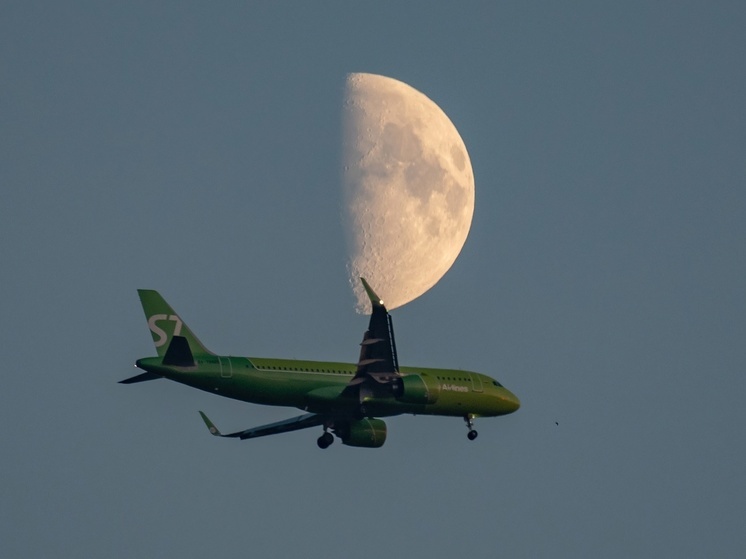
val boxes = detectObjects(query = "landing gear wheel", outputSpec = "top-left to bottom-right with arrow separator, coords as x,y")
464,414 -> 478,441
317,431 -> 334,449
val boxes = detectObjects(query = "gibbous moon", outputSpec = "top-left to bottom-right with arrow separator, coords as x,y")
342,73 -> 475,312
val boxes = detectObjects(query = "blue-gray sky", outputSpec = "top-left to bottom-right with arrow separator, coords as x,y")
2,2 -> 744,557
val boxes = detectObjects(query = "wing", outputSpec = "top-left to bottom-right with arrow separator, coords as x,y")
199,279 -> 399,440
342,278 -> 402,398
199,411 -> 325,440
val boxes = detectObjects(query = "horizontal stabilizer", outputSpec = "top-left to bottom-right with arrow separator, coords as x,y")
162,335 -> 195,367
119,371 -> 162,384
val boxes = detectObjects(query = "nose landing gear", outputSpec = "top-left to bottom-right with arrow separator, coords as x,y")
464,414 -> 478,440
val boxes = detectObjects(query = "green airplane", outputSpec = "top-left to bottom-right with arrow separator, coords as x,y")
122,279 -> 520,449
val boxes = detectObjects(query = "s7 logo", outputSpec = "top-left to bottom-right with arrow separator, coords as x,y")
147,314 -> 183,347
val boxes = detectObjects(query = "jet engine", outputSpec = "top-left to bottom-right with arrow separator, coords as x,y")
391,373 -> 440,405
339,418 -> 387,448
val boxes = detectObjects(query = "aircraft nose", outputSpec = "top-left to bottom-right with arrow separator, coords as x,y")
499,388 -> 521,414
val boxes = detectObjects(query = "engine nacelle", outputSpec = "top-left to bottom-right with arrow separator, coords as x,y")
392,373 -> 440,405
340,418 -> 387,448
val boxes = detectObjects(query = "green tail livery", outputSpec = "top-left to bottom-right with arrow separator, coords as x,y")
122,279 -> 520,449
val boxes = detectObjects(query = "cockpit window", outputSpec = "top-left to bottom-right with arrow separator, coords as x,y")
492,380 -> 503,387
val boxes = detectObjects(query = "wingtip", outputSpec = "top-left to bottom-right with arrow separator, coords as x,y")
360,277 -> 385,308
198,411 -> 221,436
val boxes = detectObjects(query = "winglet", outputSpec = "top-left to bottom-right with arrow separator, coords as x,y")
199,411 -> 222,436
360,277 -> 385,309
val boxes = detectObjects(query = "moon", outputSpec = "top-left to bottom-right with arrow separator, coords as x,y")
341,73 -> 475,312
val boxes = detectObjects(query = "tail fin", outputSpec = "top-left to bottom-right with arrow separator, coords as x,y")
138,290 -> 214,357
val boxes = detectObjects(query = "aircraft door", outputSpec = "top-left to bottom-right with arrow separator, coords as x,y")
219,357 -> 233,378
470,373 -> 483,392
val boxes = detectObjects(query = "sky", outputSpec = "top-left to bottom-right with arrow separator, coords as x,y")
2,2 -> 745,557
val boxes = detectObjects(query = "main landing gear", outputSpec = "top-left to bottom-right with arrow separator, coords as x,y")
317,430 -> 334,449
464,414 -> 478,441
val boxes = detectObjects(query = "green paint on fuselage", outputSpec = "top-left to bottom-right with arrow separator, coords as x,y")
137,354 -> 520,419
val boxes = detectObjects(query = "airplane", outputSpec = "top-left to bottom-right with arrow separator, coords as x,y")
122,279 -> 520,449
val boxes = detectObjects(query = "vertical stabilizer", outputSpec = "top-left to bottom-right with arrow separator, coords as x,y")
137,290 -> 214,357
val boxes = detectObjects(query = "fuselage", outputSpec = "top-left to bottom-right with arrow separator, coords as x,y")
136,355 -> 521,419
